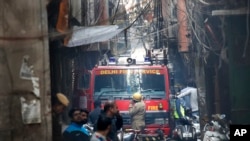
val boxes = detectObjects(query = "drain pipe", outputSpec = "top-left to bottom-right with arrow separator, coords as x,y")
177,0 -> 189,52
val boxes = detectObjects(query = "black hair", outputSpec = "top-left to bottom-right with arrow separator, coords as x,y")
187,80 -> 196,87
103,101 -> 115,113
96,115 -> 112,131
68,108 -> 81,118
80,108 -> 89,116
94,100 -> 101,108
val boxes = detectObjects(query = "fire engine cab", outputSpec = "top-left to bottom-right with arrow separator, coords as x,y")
79,48 -> 172,137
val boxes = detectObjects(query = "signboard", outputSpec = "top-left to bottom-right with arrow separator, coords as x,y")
96,69 -> 163,75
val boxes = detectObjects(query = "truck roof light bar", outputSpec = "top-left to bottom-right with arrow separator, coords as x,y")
144,57 -> 152,65
108,57 -> 116,65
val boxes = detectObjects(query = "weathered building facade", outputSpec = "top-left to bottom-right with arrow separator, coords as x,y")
0,0 -> 249,141
162,0 -> 250,126
0,0 -> 51,141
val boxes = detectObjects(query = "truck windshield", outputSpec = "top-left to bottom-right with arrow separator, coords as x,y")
94,69 -> 166,100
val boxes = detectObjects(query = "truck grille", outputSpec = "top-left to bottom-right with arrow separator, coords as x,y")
120,112 -> 169,125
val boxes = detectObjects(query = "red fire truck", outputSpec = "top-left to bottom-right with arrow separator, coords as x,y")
78,49 -> 172,137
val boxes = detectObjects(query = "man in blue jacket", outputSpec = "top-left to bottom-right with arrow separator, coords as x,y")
63,108 -> 90,141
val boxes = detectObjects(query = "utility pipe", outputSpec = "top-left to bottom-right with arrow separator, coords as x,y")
177,0 -> 189,52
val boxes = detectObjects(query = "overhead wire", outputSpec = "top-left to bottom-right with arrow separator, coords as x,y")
181,1 -> 220,56
0,0 -> 152,41
92,0 -> 105,25
111,0 -> 121,24
91,0 -> 153,55
124,0 -> 153,30
111,0 -> 194,46
1,0 -> 213,51
118,24 -> 178,40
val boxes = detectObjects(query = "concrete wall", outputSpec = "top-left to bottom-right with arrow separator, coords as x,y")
0,0 -> 51,141
226,15 -> 250,124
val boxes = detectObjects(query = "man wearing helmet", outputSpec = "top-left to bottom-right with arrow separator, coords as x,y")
128,93 -> 146,130
52,93 -> 70,141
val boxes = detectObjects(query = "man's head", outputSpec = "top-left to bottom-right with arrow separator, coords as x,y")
174,84 -> 184,92
132,93 -> 142,102
68,108 -> 84,125
103,101 -> 118,117
80,108 -> 89,124
94,99 -> 101,108
187,80 -> 196,87
96,115 -> 112,135
53,93 -> 69,114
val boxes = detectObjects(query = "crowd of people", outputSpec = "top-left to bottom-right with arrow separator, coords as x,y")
52,92 -> 145,141
52,82 -> 199,141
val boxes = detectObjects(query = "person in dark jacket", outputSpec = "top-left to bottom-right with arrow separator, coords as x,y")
97,101 -> 123,141
63,108 -> 90,141
90,115 -> 112,141
89,100 -> 102,124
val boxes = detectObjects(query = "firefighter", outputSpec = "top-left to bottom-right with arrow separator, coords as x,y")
128,93 -> 146,130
